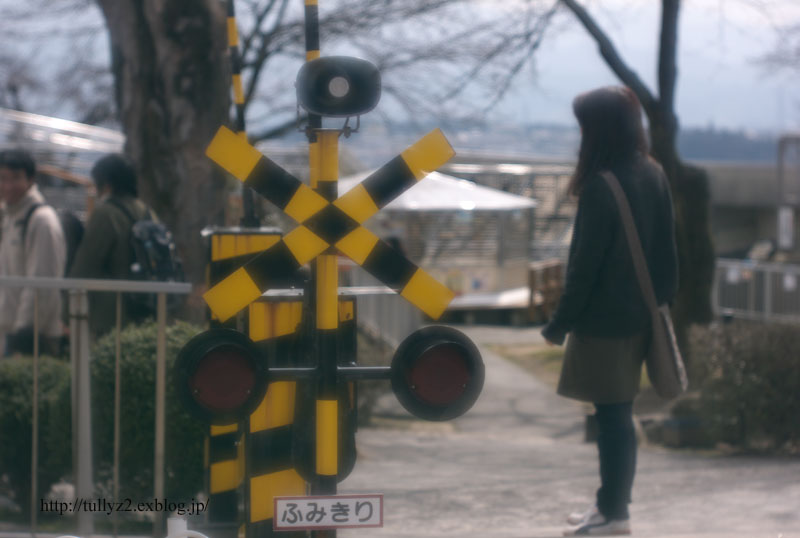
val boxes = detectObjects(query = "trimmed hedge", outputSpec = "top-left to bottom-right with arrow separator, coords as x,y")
0,321 -> 206,518
90,321 -> 206,504
1,318 -> 395,521
690,320 -> 800,451
0,356 -> 72,518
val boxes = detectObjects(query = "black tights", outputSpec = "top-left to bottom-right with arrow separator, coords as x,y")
594,401 -> 636,520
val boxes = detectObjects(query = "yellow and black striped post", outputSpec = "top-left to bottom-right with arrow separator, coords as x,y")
205,228 -> 281,530
310,131 -> 340,499
205,423 -> 243,526
303,0 -> 322,127
302,1 -> 341,503
304,0 -> 323,190
207,228 -> 283,329
246,298 -> 306,538
226,0 -> 258,227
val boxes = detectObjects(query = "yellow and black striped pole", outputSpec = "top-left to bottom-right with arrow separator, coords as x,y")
304,0 -> 322,118
303,5 -> 340,535
226,0 -> 259,227
304,0 -> 323,181
311,131 -> 340,500
246,299 -> 306,538
205,229 -> 282,531
209,0 -> 276,499
205,423 -> 243,527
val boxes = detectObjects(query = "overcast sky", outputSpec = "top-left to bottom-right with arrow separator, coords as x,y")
484,0 -> 800,134
3,0 -> 797,136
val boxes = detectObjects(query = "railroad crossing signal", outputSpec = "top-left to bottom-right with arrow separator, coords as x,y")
296,56 -> 381,117
391,325 -> 484,422
182,113 -> 487,442
175,5 -> 485,535
202,125 -> 457,322
175,328 -> 268,424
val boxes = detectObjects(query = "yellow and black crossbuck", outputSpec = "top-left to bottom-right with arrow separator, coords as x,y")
203,126 -> 458,321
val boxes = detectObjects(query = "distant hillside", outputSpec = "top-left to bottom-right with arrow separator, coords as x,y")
278,120 -> 781,167
380,122 -> 780,164
678,127 -> 778,163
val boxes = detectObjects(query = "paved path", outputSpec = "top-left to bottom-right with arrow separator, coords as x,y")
340,325 -> 800,538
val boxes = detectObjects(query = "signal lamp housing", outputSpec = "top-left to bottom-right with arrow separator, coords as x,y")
390,326 -> 484,421
296,56 -> 381,117
174,329 -> 268,425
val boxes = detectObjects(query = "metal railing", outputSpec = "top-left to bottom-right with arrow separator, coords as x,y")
7,259 -> 795,535
347,257 -> 800,333
713,258 -> 800,323
0,276 -> 192,538
342,267 -> 422,349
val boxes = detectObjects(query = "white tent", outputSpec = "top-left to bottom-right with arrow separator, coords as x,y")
338,170 -> 536,212
340,169 -> 537,302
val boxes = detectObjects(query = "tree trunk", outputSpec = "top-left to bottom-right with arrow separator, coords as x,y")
561,0 -> 717,366
649,108 -> 715,365
96,0 -> 231,318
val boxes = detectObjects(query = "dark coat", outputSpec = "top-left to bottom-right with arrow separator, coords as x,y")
542,155 -> 678,346
69,195 -> 150,337
542,155 -> 678,402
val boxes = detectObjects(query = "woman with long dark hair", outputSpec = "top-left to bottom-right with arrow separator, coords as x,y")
542,86 -> 678,536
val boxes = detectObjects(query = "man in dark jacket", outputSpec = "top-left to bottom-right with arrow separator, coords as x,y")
69,154 -> 151,337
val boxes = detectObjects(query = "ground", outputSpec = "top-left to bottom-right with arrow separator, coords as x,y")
338,325 -> 800,538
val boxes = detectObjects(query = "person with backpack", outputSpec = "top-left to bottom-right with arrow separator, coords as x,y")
0,149 -> 67,356
69,153 -> 160,337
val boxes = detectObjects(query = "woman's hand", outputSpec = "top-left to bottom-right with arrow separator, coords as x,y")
540,323 -> 563,347
541,329 -> 558,347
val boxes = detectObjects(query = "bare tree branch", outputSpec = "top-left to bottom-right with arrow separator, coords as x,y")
248,114 -> 304,143
658,0 -> 680,113
560,0 -> 657,114
1,0 -> 568,135
244,0 -> 291,106
480,1 -> 560,112
760,21 -> 800,72
240,0 -> 279,60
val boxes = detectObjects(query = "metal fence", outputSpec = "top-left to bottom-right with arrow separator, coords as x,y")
0,275 -> 192,537
713,258 -> 800,323
347,257 -> 800,341
342,266 -> 422,349
6,259 -> 797,535
348,257 -> 800,333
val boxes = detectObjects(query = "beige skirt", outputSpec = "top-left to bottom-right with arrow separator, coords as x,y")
557,331 -> 648,404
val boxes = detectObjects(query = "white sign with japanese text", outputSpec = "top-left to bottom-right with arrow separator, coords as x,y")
274,494 -> 383,531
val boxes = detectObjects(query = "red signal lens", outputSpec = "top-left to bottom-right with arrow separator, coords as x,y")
408,343 -> 470,406
174,329 -> 268,424
189,345 -> 257,413
391,326 -> 484,421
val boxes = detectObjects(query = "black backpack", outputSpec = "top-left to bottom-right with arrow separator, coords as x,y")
108,199 -> 184,282
108,199 -> 184,320
20,203 -> 84,276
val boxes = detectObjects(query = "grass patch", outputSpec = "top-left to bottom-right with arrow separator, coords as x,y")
488,343 -> 565,389
489,341 -> 666,415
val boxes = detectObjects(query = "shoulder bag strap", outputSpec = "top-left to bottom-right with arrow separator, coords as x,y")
600,171 -> 659,312
107,197 -> 136,224
107,197 -> 155,223
18,202 -> 45,250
